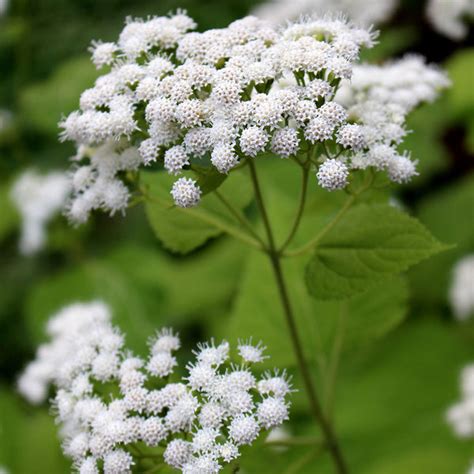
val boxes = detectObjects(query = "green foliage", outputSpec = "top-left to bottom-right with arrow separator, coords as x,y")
142,170 -> 253,253
237,318 -> 472,473
409,174 -> 474,306
227,250 -> 408,369
305,204 -> 446,299
0,179 -> 19,242
19,56 -> 99,135
0,388 -> 69,473
403,98 -> 450,181
446,48 -> 474,122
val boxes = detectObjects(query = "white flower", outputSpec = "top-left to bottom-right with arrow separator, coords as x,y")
164,439 -> 193,469
316,159 -> 349,191
164,145 -> 190,175
238,339 -> 267,363
256,397 -> 289,429
239,126 -> 269,157
150,328 -> 181,354
147,352 -> 177,377
103,449 -> 134,474
211,143 -> 239,174
141,417 -> 168,446
271,127 -> 299,158
170,177 -> 202,208
228,415 -> 260,445
449,255 -> 474,320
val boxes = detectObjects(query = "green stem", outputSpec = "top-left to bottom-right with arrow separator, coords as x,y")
214,189 -> 266,247
247,160 -> 348,474
324,302 -> 347,417
284,194 -> 356,257
279,165 -> 310,254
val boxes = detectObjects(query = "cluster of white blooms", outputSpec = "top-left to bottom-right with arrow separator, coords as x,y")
60,11 -> 381,216
449,255 -> 474,321
10,170 -> 71,255
253,0 -> 398,27
334,55 -> 450,183
18,301 -> 292,473
0,0 -> 8,16
426,0 -> 474,40
447,364 -> 474,438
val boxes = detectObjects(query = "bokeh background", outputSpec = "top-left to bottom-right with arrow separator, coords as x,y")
0,0 -> 473,472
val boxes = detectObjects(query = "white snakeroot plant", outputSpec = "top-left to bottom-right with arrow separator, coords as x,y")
10,170 -> 71,255
18,301 -> 292,473
449,255 -> 474,321
51,11 -> 450,474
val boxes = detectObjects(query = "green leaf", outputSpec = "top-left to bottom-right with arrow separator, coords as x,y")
192,164 -> 227,195
226,251 -> 408,370
25,258 -> 162,354
305,204 -> 446,299
141,170 -> 253,254
106,240 -> 246,321
0,388 -> 69,473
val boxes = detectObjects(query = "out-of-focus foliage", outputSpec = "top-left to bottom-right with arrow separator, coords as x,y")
0,0 -> 473,473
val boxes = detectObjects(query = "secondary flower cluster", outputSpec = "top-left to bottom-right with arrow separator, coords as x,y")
427,0 -> 474,40
18,301 -> 292,474
253,0 -> 398,28
254,0 -> 473,41
60,12 -> 379,220
335,55 -> 450,184
449,255 -> 474,321
10,170 -> 71,255
447,364 -> 474,438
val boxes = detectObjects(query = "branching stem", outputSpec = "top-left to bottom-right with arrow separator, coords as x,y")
247,159 -> 348,474
279,165 -> 310,254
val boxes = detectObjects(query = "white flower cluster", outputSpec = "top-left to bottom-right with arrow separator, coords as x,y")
447,364 -> 474,438
254,0 -> 473,41
335,55 -> 450,184
10,170 -> 71,255
427,0 -> 474,40
449,255 -> 474,321
253,0 -> 398,28
0,0 -> 8,17
60,11 -> 379,217
18,301 -> 292,474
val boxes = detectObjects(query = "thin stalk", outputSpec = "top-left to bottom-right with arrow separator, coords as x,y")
214,189 -> 265,247
324,302 -> 347,418
284,194 -> 356,257
247,160 -> 348,474
279,165 -> 310,254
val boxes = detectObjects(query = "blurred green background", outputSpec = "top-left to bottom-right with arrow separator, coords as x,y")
0,0 -> 473,472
